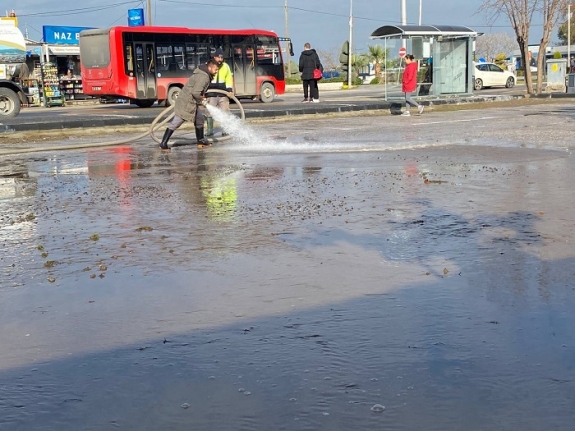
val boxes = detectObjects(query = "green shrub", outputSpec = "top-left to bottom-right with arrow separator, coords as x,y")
553,51 -> 562,59
353,77 -> 363,86
285,77 -> 302,85
370,77 -> 380,84
322,76 -> 346,83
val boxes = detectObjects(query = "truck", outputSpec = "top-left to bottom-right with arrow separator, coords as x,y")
0,22 -> 28,117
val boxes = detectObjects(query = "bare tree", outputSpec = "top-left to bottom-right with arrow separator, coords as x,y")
479,0 -> 568,94
475,32 -> 517,60
478,0 -> 538,93
316,46 -> 340,71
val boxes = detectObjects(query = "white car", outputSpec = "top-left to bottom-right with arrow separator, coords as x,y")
473,62 -> 515,90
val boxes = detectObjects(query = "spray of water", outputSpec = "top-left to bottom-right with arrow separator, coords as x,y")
204,105 -> 446,154
206,104 -> 263,146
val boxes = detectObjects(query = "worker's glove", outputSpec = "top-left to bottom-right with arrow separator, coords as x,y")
226,88 -> 234,97
201,98 -> 208,107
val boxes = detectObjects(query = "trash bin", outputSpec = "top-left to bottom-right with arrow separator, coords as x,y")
567,73 -> 575,94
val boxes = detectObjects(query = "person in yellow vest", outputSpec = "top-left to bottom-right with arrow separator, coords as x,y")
206,48 -> 234,137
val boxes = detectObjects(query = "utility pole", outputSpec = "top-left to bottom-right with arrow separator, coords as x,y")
285,0 -> 290,77
568,4 -> 571,70
419,0 -> 422,26
401,0 -> 407,47
348,0 -> 353,88
147,0 -> 152,25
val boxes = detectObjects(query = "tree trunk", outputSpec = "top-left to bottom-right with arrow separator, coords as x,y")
518,39 -> 534,94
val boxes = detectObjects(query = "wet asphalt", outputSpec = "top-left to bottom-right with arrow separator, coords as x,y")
1,102 -> 574,430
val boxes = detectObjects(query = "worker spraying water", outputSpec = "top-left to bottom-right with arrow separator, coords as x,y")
158,59 -> 220,151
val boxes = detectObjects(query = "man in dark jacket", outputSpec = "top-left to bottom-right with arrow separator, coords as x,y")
298,43 -> 323,103
159,59 -> 219,150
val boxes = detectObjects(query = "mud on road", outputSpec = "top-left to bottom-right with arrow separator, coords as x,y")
1,102 -> 574,431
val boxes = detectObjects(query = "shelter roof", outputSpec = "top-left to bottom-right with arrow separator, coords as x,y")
370,25 -> 478,39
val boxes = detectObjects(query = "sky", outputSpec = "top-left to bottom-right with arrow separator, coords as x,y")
11,0 -> 550,54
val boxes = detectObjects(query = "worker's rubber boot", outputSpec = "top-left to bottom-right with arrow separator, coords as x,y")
196,127 -> 211,148
206,117 -> 214,137
159,128 -> 174,151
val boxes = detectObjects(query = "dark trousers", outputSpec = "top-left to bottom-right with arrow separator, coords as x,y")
167,106 -> 205,131
303,79 -> 319,100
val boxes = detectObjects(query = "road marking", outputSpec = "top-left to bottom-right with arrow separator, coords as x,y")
413,116 -> 496,125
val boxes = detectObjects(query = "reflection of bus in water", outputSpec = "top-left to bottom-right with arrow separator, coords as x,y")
79,26 -> 289,107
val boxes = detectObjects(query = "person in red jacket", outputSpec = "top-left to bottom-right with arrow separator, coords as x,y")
401,54 -> 424,116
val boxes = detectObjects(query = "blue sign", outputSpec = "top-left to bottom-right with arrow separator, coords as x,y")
43,26 -> 92,45
128,8 -> 145,27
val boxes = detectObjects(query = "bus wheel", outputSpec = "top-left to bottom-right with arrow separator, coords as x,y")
259,82 -> 275,103
0,88 -> 21,117
133,99 -> 155,108
167,86 -> 181,106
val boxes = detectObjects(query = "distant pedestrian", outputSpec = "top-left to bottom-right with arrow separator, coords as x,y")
570,56 -> 575,73
401,54 -> 423,117
298,43 -> 323,103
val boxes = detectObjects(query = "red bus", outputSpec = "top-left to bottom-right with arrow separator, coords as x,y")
79,26 -> 290,107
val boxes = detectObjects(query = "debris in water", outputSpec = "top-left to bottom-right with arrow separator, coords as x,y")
135,226 -> 154,232
181,403 -> 190,409
47,277 -> 55,283
423,178 -> 448,184
371,404 -> 385,413
443,268 -> 449,275
90,234 -> 100,241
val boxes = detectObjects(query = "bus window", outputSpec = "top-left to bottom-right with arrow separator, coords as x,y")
186,43 -> 210,70
125,44 -> 134,75
157,43 -> 186,74
80,32 -> 111,68
156,44 -> 173,70
186,44 -> 199,70
135,44 -> 144,77
256,36 -> 281,65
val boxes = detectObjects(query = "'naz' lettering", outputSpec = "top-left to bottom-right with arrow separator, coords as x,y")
53,32 -> 79,41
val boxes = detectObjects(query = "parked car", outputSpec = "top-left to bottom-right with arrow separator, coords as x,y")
473,62 -> 515,90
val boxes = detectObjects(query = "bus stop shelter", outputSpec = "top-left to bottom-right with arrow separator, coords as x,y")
370,25 -> 478,97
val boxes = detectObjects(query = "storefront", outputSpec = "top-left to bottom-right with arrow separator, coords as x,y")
24,26 -> 94,105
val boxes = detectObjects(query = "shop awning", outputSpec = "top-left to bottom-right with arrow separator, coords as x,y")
48,45 -> 80,56
27,44 -> 80,56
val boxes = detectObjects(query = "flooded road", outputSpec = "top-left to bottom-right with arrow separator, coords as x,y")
1,104 -> 575,430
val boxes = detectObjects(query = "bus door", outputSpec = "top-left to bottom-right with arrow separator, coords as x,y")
134,42 -> 157,99
232,44 -> 257,96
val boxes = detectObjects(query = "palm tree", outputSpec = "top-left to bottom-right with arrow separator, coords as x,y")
367,45 -> 389,82
351,54 -> 369,77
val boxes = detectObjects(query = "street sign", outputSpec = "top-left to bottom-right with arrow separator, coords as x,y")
399,47 -> 407,58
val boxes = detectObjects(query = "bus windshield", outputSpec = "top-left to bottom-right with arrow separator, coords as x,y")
80,31 -> 111,68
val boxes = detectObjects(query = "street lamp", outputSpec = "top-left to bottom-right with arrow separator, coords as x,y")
568,4 -> 571,69
419,0 -> 423,26
348,0 -> 353,88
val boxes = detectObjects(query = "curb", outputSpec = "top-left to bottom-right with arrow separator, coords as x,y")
1,93 -> 571,134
